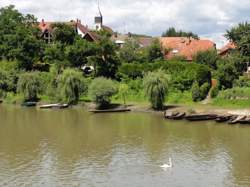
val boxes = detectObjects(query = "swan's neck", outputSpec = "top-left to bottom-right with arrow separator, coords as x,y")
169,159 -> 172,167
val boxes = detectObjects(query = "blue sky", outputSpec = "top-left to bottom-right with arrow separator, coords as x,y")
1,0 -> 250,47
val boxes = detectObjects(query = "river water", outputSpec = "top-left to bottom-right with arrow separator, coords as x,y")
0,105 -> 250,187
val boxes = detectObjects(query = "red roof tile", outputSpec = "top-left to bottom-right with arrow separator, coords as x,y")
219,42 -> 236,56
160,37 -> 216,61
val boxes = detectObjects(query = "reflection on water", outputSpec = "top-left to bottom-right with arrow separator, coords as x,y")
0,105 -> 250,186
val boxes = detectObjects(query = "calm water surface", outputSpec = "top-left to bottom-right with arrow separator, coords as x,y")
0,105 -> 250,187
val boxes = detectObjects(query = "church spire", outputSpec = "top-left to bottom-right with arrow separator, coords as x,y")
94,0 -> 103,30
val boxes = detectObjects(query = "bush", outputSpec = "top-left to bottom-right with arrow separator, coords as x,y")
200,83 -> 210,100
233,76 -> 250,87
191,82 -> 210,102
89,77 -> 118,108
210,85 -> 220,98
143,70 -> 169,110
191,81 -> 201,102
57,69 -> 86,104
17,72 -> 42,102
194,49 -> 218,70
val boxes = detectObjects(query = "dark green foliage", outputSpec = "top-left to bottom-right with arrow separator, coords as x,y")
58,69 -> 86,104
95,37 -> 120,79
194,49 -> 218,70
89,77 -> 118,108
118,38 -> 140,63
143,70 -> 169,110
200,83 -> 210,100
162,27 -> 199,39
226,22 -> 250,57
233,76 -> 250,87
191,82 -> 201,102
195,65 -> 211,87
65,37 -> 96,67
146,39 -> 163,62
0,5 -> 44,70
17,72 -> 42,101
117,63 -> 144,79
217,58 -> 238,89
210,85 -> 220,98
191,82 -> 210,102
51,23 -> 76,45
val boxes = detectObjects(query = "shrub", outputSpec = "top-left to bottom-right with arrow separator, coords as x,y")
194,49 -> 218,70
143,70 -> 169,110
191,82 -> 210,102
118,83 -> 129,105
17,72 -> 42,102
210,85 -> 220,98
89,77 -> 118,108
199,83 -> 210,100
191,81 -> 201,102
57,69 -> 86,104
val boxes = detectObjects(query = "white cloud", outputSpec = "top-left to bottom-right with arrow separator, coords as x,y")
1,0 -> 250,47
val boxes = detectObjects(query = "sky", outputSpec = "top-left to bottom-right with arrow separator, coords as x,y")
1,0 -> 250,48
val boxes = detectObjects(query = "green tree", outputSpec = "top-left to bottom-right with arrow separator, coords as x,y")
146,39 -> 163,62
0,5 -> 44,70
89,77 -> 118,108
217,59 -> 238,89
57,69 -> 86,104
17,72 -> 42,101
143,70 -> 169,110
51,23 -> 76,45
95,37 -> 120,79
65,37 -> 96,67
225,22 -> 250,57
194,49 -> 218,70
44,42 -> 68,71
118,38 -> 140,63
162,27 -> 199,39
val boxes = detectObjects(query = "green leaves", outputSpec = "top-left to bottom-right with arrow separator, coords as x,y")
57,68 -> 87,104
143,70 -> 169,110
89,77 -> 118,108
17,72 -> 42,102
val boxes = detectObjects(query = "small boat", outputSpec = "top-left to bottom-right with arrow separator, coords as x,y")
21,102 -> 37,107
39,103 -> 69,109
185,114 -> 217,121
228,116 -> 246,125
165,112 -> 186,120
89,108 -> 131,113
238,117 -> 250,125
215,115 -> 234,123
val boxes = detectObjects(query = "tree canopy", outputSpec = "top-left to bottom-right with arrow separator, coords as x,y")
162,27 -> 199,39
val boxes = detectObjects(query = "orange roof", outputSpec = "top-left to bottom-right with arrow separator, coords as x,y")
160,37 -> 216,61
219,42 -> 236,55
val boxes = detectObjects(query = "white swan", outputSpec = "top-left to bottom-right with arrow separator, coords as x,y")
160,158 -> 173,170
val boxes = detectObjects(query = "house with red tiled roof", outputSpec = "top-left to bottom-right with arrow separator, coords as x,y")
218,42 -> 236,57
160,37 -> 216,61
39,19 -> 98,43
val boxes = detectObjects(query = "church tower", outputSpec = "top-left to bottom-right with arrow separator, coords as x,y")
94,0 -> 103,31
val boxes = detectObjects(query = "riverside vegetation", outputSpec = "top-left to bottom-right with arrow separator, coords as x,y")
0,5 -> 250,110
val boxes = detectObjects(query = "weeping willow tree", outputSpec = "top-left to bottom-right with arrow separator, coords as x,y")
17,72 -> 42,102
58,69 -> 86,104
143,70 -> 169,110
